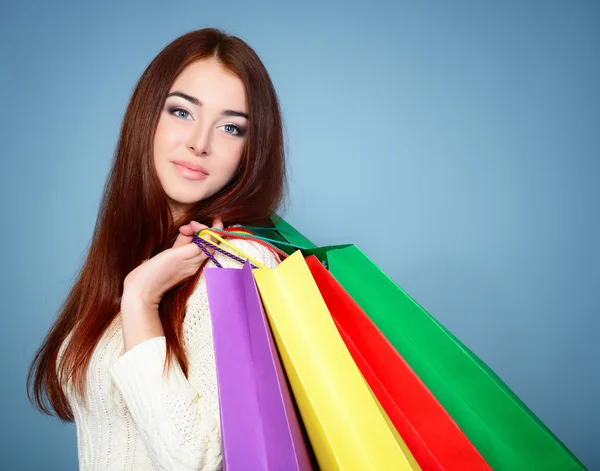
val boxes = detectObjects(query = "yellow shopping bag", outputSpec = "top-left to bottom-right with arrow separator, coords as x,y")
252,251 -> 421,471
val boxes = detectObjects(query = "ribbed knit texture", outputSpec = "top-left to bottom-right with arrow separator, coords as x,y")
58,238 -> 280,470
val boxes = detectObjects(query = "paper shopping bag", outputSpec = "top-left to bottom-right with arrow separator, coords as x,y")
252,251 -> 421,471
306,254 -> 491,471
249,216 -> 587,471
205,262 -> 312,471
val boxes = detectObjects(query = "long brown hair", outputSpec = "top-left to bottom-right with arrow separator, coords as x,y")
27,28 -> 287,422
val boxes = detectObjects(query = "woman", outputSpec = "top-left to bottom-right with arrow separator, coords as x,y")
27,28 -> 286,470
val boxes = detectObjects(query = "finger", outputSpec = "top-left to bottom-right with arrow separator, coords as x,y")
188,242 -> 219,267
173,231 -> 193,249
196,230 -> 220,252
178,224 -> 194,236
212,217 -> 224,231
201,217 -> 224,248
190,251 -> 210,265
173,241 -> 203,260
174,221 -> 208,249
190,221 -> 207,234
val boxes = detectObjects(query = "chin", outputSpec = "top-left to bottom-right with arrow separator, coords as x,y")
166,184 -> 218,206
164,187 -> 203,205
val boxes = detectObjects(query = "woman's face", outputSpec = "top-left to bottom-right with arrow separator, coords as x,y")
153,57 -> 248,218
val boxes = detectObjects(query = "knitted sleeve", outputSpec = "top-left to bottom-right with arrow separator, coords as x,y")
108,239 -> 280,470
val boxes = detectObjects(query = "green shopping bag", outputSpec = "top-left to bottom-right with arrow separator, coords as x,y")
249,215 -> 586,471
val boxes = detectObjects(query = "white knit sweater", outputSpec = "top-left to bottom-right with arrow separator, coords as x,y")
58,239 -> 280,471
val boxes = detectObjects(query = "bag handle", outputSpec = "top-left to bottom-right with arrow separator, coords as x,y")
194,229 -> 270,270
217,228 -> 291,258
232,226 -> 313,251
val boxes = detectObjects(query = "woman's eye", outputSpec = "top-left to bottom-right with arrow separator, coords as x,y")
220,124 -> 245,136
168,107 -> 191,119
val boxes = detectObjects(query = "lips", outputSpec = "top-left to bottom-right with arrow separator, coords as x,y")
172,160 -> 209,181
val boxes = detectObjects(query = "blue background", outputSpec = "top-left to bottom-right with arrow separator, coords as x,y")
1,1 -> 598,469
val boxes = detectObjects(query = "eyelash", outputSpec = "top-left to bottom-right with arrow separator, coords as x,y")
167,106 -> 246,137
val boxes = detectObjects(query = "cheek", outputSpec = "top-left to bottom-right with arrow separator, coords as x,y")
153,119 -> 182,158
217,141 -> 245,178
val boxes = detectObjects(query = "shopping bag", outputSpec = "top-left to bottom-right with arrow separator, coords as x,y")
254,217 -> 586,471
306,254 -> 491,471
205,261 -> 313,471
252,251 -> 421,471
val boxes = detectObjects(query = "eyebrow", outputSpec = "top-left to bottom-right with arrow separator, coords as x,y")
166,91 -> 248,119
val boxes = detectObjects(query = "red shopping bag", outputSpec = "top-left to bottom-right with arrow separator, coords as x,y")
306,255 -> 491,471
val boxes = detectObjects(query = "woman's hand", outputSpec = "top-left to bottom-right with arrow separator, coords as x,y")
122,218 -> 223,310
119,217 -> 223,351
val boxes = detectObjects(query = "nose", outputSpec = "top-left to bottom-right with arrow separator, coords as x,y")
186,121 -> 212,156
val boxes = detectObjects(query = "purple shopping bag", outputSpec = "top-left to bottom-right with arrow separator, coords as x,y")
205,261 -> 313,471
